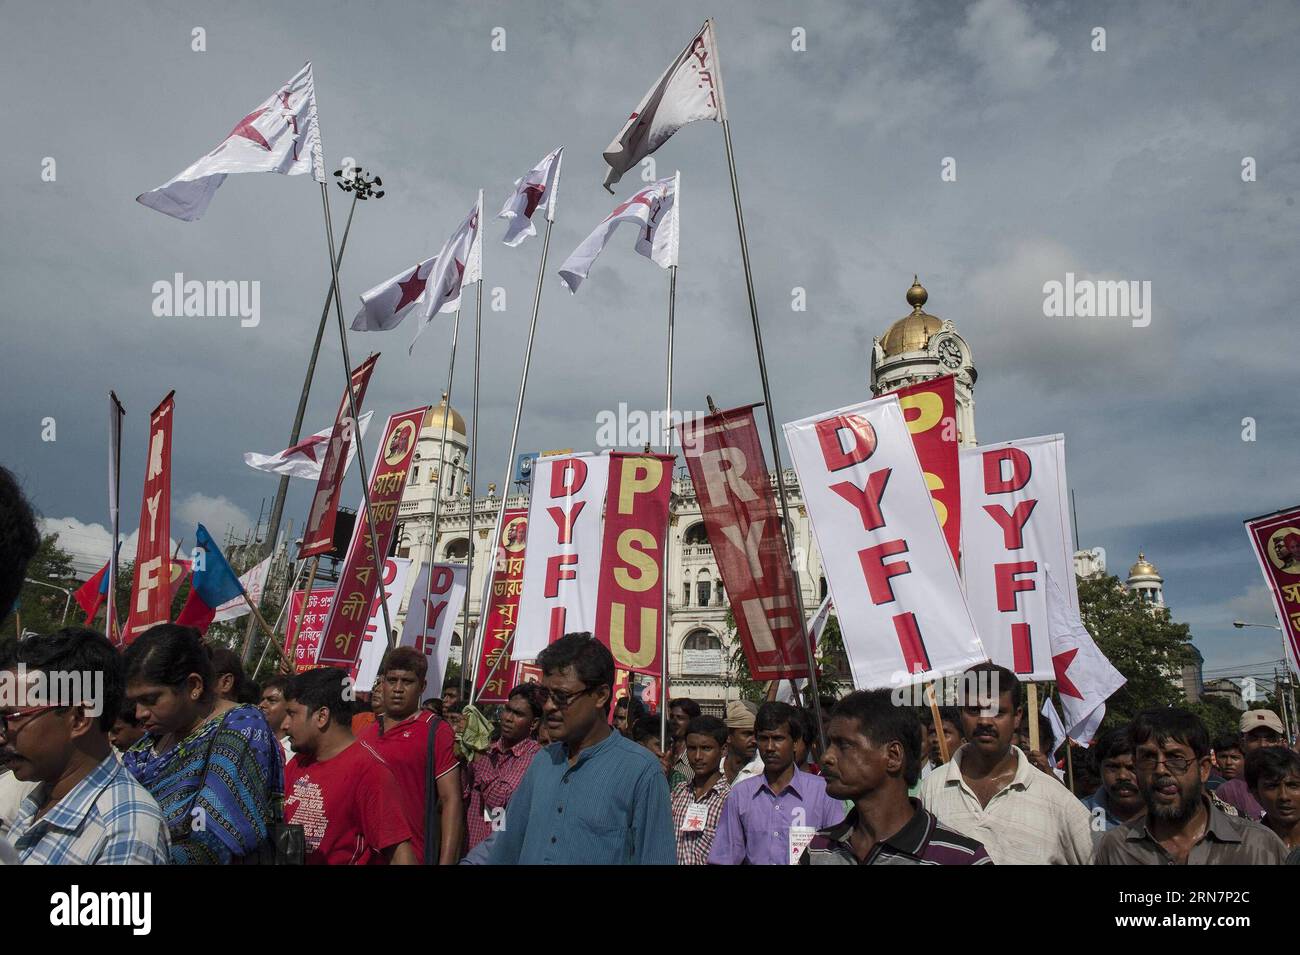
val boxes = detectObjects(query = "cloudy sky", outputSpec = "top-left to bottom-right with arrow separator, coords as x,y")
3,0 -> 1296,681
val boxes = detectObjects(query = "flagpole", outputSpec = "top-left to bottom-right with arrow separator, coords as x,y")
243,184 -> 364,662
417,323 -> 464,667
107,391 -> 125,644
717,105 -> 825,753
659,263 -> 676,751
468,213 -> 557,706
461,276 -> 485,698
318,182 -> 394,646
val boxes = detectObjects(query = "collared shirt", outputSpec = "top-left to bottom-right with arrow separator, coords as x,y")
1079,786 -> 1144,834
708,767 -> 846,865
1095,795 -> 1288,865
801,800 -> 993,865
463,736 -> 542,850
725,754 -> 764,787
1214,778 -> 1264,821
486,729 -> 676,865
8,754 -> 170,865
918,744 -> 1094,865
670,774 -> 731,865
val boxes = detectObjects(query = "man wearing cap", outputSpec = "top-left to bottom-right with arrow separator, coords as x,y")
1216,710 -> 1289,821
722,700 -> 764,786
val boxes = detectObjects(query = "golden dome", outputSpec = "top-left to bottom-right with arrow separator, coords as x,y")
1128,552 -> 1160,578
880,276 -> 944,357
423,393 -> 466,436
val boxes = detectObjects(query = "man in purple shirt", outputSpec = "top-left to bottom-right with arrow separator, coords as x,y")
708,702 -> 844,865
1216,710 -> 1288,821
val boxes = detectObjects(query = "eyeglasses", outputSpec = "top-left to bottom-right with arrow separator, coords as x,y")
0,705 -> 58,737
537,685 -> 597,710
1135,753 -> 1196,775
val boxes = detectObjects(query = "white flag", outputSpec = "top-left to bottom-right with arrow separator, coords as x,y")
243,411 -> 373,479
498,147 -> 563,246
777,595 -> 833,703
211,556 -> 273,623
558,174 -> 679,293
137,62 -> 325,221
1045,566 -> 1125,738
409,193 -> 483,354
1041,696 -> 1067,756
603,20 -> 724,191
398,562 -> 468,698
351,255 -> 439,332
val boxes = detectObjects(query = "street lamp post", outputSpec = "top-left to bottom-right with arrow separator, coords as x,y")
1234,619 -> 1294,741
24,578 -> 73,626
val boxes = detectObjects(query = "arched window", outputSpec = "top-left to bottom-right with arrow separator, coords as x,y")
683,522 -> 709,545
682,629 -> 723,675
444,538 -> 469,560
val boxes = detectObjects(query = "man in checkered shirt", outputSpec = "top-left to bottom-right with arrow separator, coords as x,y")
669,715 -> 731,864
1,628 -> 169,865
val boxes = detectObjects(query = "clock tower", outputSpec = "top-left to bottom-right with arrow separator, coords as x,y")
869,277 -> 977,447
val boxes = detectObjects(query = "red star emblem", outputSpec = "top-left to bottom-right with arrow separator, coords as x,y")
394,264 -> 429,312
1053,648 -> 1083,699
522,183 -> 545,218
604,193 -> 652,223
226,107 -> 272,150
282,433 -> 327,463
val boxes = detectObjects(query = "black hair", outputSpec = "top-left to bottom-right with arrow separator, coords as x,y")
15,627 -> 123,733
1091,726 -> 1133,772
685,714 -> 727,747
793,707 -> 816,747
261,675 -> 291,697
1128,708 -> 1210,760
669,698 -> 701,720
960,662 -> 1022,711
447,700 -> 467,715
286,667 -> 352,728
0,636 -> 18,669
122,624 -> 215,699
380,646 -> 428,681
755,701 -> 798,737
0,467 -> 40,619
935,706 -> 962,731
537,632 -> 614,711
1212,733 -> 1243,756
832,689 -> 924,787
1245,747 -> 1300,791
507,682 -> 547,720
116,699 -> 142,726
209,645 -> 258,704
631,715 -> 661,745
616,695 -> 646,722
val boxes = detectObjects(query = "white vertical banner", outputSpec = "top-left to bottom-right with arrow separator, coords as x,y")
783,395 -> 986,689
352,557 -> 412,691
397,561 -> 468,698
514,452 -> 610,661
959,434 -> 1077,682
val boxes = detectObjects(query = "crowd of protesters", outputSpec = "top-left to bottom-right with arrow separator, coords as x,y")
2,465 -> 1299,866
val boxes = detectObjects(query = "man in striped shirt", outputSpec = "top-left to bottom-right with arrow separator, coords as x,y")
802,689 -> 991,865
670,715 -> 731,864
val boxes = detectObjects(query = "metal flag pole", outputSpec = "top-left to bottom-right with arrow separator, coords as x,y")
660,262 -> 677,752
460,274 -> 485,698
242,168 -> 381,663
469,161 -> 562,705
713,25 -> 825,751
415,313 -> 463,663
317,182 -> 393,642
106,392 -> 125,643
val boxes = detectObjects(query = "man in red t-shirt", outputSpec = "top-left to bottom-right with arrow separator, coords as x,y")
359,647 -> 463,864
282,667 -> 417,865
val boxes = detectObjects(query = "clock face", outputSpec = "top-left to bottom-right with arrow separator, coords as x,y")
938,338 -> 962,369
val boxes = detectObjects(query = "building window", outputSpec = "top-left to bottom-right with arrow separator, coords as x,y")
682,629 -> 723,675
444,538 -> 469,561
408,465 -> 420,486
681,581 -> 690,606
697,579 -> 711,607
820,576 -> 827,600
683,522 -> 708,545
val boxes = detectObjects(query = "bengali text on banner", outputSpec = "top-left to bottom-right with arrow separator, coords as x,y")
1244,505 -> 1300,678
474,509 -> 530,703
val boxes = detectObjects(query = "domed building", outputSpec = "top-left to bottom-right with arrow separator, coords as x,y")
1126,552 -> 1165,609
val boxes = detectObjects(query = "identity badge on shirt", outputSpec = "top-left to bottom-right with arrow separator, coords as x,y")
788,826 -> 817,864
681,803 -> 709,832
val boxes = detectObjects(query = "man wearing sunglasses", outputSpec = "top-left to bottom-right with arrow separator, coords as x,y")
0,628 -> 169,864
1095,708 -> 1287,865
486,632 -> 675,864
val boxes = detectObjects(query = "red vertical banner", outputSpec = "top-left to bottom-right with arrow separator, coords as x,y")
1244,506 -> 1300,680
124,392 -> 175,643
595,452 -> 673,676
892,375 -> 961,566
300,354 -> 379,558
680,404 -> 808,681
315,406 -> 428,668
285,587 -> 336,672
474,509 -> 530,703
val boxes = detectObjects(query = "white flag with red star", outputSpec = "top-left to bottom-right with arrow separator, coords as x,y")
137,62 -> 325,221
1046,566 -> 1125,738
602,20 -> 724,191
558,174 -> 678,293
351,255 -> 440,332
498,147 -> 563,246
409,193 -> 483,354
243,411 -> 373,479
